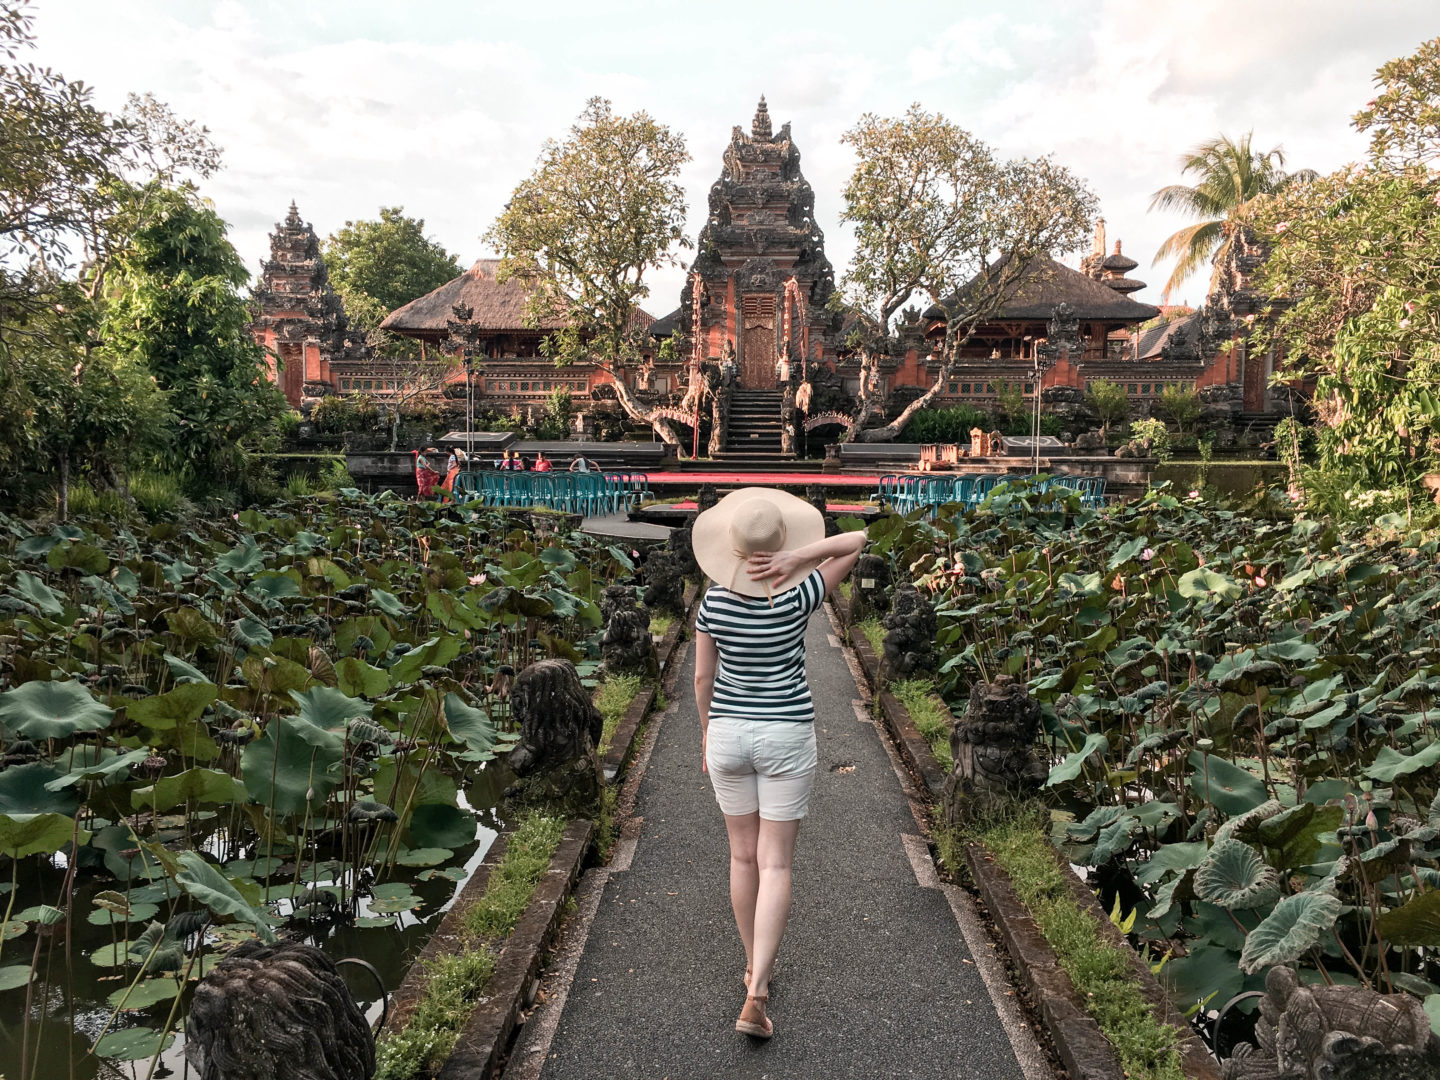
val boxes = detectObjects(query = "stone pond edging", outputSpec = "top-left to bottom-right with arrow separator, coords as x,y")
381,580 -> 699,1079
831,595 -> 1222,1080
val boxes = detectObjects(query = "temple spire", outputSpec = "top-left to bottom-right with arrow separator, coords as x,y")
1092,217 -> 1107,258
285,201 -> 303,228
751,95 -> 772,140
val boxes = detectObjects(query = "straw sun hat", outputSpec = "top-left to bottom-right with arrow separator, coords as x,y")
691,487 -> 825,598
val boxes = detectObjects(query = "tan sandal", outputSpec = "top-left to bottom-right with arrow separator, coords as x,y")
736,993 -> 772,1039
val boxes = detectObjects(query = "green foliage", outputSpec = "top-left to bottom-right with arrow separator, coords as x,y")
130,470 -> 184,520
594,673 -> 643,754
982,814 -> 1185,1080
309,393 -> 383,436
871,482 -> 1440,1008
993,381 -> 1027,433
1157,385 -> 1201,433
462,813 -> 565,939
890,678 -> 953,770
102,183 -> 286,496
900,405 -> 990,444
1148,132 -> 1313,299
1085,380 -> 1129,433
1129,418 -> 1172,462
322,207 -> 462,359
838,104 -> 1097,440
485,98 -> 689,438
373,948 -> 496,1080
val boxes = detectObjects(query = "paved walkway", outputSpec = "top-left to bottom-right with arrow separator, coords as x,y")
511,609 -> 1049,1080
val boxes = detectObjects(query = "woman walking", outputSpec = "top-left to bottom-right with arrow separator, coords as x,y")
690,487 -> 864,1040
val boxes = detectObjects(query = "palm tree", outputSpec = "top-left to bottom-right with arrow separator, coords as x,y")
1149,132 -> 1315,300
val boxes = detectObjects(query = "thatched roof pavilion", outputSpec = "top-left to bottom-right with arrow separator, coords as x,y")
379,259 -> 567,349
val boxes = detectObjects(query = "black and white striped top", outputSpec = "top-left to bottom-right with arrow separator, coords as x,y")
695,568 -> 827,723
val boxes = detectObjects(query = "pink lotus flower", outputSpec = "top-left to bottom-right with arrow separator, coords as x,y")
468,572 -> 487,585
1254,575 -> 1266,587
1188,490 -> 1200,499
1142,548 -> 1155,561
1275,222 -> 1288,233
1406,300 -> 1417,314
1401,318 -> 1412,329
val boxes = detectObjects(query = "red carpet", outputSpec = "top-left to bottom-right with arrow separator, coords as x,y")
665,499 -> 873,513
640,471 -> 882,487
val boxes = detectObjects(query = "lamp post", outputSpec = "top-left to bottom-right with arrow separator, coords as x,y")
464,353 -> 474,466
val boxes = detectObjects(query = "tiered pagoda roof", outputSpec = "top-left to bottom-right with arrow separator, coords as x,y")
250,201 -> 365,357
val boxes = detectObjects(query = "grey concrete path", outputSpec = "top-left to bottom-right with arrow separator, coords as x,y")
512,609 -> 1049,1080
580,512 -> 671,542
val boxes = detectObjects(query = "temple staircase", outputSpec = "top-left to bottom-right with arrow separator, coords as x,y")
720,390 -> 787,460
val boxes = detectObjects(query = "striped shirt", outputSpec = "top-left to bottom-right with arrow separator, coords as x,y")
695,568 -> 827,722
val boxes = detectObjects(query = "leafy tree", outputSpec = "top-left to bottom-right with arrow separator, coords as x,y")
0,1 -> 218,512
1085,379 -> 1130,435
102,184 -> 286,496
1148,133 -> 1314,300
322,207 -> 462,355
1254,36 -> 1440,498
484,98 -> 692,446
1158,384 -> 1202,433
838,104 -> 1097,442
993,380 -> 1027,434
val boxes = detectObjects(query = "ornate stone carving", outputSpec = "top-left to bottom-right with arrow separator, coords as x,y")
185,941 -> 375,1080
505,658 -> 604,815
942,676 -> 1047,826
881,584 -> 937,678
1223,965 -> 1440,1080
697,483 -> 719,514
599,585 -> 657,678
642,543 -> 687,617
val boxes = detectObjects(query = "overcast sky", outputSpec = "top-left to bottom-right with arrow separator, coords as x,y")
29,0 -> 1440,313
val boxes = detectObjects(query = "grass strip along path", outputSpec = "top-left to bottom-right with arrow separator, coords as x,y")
517,606 -> 1044,1079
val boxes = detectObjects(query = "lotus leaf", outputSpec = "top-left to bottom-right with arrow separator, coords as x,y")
1239,891 -> 1342,973
442,693 -> 501,754
0,763 -> 80,815
373,757 -> 456,810
1188,751 -> 1269,817
92,1026 -> 175,1061
11,570 -> 63,615
1044,732 -> 1108,787
1366,742 -> 1440,782
127,682 -> 216,731
131,768 -> 247,813
216,539 -> 266,574
1162,942 -> 1247,1010
47,541 -> 110,575
230,617 -> 273,650
395,846 -> 452,867
168,606 -> 220,646
108,977 -> 181,1010
14,534 -> 58,559
1194,838 -> 1281,910
45,748 -> 150,792
389,635 -> 464,685
355,915 -> 397,928
1177,568 -> 1242,602
0,813 -> 88,857
288,686 -> 372,748
370,588 -> 408,617
88,902 -> 159,927
161,560 -> 199,585
408,803 -> 477,849
1376,891 -> 1440,946
241,714 -> 341,816
173,851 -> 275,941
0,680 -> 113,740
247,571 -> 302,607
336,657 -> 390,698
163,653 -> 209,684
0,965 -> 33,991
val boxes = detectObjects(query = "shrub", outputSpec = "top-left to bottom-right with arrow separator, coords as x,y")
1157,385 -> 1201,433
319,459 -> 354,491
67,478 -> 129,519
1085,380 -> 1129,433
131,470 -> 183,519
285,472 -> 317,497
1129,418 -> 1172,462
900,405 -> 990,444
310,393 -> 381,435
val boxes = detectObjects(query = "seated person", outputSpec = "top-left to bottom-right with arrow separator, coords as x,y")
568,456 -> 600,473
532,451 -> 553,472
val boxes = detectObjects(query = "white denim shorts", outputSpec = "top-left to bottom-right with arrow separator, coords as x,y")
705,716 -> 818,821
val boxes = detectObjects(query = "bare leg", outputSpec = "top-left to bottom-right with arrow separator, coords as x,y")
722,812 -> 760,978
748,816 -> 800,999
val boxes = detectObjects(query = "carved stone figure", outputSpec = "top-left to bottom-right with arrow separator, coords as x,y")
697,483 -> 719,514
1223,965 -> 1440,1080
186,941 -> 375,1080
881,584 -> 937,678
506,658 -> 605,815
942,676 -> 1048,826
599,584 -> 657,677
848,553 -> 891,623
642,544 -> 687,617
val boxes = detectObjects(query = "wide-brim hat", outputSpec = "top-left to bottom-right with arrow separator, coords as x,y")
691,487 -> 825,598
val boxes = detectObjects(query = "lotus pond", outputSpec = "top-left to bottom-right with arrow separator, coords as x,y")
866,482 -> 1440,1032
0,492 -> 641,1078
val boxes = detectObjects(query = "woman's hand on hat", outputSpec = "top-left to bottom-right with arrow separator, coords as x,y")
747,549 -> 800,583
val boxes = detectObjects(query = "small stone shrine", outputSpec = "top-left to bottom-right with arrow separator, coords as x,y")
505,658 -> 605,816
881,583 -> 938,678
942,676 -> 1048,826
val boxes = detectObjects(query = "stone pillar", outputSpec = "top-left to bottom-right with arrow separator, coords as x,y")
599,584 -> 657,678
849,553 -> 891,624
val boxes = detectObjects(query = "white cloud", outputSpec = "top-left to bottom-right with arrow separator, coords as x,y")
26,0 -> 1440,314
